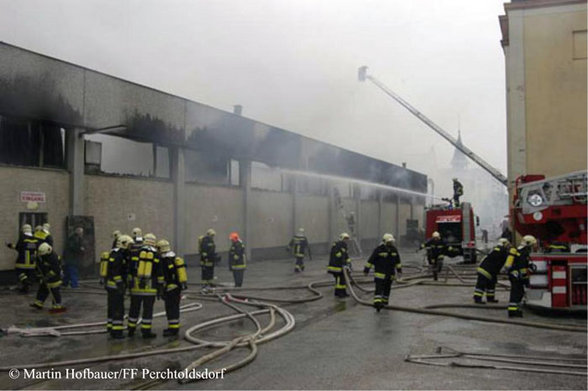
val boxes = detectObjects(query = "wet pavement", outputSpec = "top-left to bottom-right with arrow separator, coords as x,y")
0,251 -> 586,390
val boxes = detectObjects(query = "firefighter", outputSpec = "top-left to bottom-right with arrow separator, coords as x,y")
199,229 -> 219,291
127,227 -> 143,324
421,231 -> 451,281
6,224 -> 38,293
452,178 -> 464,207
363,233 -> 402,312
228,232 -> 246,287
128,233 -> 161,338
504,235 -> 537,318
288,228 -> 312,273
327,233 -> 351,298
157,239 -> 188,337
104,234 -> 133,339
473,238 -> 510,304
30,242 -> 66,313
34,223 -> 53,246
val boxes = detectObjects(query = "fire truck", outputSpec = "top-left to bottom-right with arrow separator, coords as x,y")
513,171 -> 587,311
424,201 -> 477,263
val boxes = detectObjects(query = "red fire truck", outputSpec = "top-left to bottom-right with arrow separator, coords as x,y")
512,171 -> 587,311
424,201 -> 477,263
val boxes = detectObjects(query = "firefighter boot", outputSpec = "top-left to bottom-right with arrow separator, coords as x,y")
163,328 -> 179,337
110,330 -> 125,340
127,327 -> 136,337
487,298 -> 499,303
508,310 -> 523,318
30,301 -> 43,310
473,297 -> 486,305
142,330 -> 157,339
374,302 -> 383,313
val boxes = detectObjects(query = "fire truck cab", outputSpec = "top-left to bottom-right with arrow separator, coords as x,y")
424,201 -> 477,263
512,171 -> 587,311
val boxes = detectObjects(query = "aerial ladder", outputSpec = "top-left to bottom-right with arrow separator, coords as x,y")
357,66 -> 508,187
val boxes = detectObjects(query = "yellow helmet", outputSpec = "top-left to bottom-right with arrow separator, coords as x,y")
339,232 -> 350,241
132,227 -> 143,238
432,231 -> 441,239
521,235 -> 537,247
382,233 -> 395,244
22,224 -> 32,234
206,228 -> 216,237
38,242 -> 53,256
116,235 -> 134,249
157,239 -> 171,253
144,233 -> 157,246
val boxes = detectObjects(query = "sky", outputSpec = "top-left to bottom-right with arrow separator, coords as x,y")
0,0 -> 509,200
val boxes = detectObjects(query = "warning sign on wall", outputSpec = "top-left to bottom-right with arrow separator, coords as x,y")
20,191 -> 46,203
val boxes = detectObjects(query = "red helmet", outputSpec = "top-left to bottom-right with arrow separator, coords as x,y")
229,232 -> 240,242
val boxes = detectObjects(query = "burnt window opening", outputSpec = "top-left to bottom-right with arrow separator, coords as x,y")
185,149 -> 230,185
84,134 -> 170,179
251,161 -> 283,192
0,115 -> 65,168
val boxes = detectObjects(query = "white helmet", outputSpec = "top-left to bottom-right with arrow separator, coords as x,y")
497,238 -> 510,247
206,228 -> 216,237
382,233 -> 395,244
112,230 -> 121,239
521,235 -> 537,247
132,227 -> 143,238
22,224 -> 32,234
339,232 -> 350,240
116,234 -> 134,249
38,242 -> 53,256
144,233 -> 157,246
42,223 -> 51,232
157,239 -> 171,253
432,231 -> 441,239
298,228 -> 305,234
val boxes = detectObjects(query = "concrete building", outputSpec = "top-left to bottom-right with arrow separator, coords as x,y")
500,0 -> 587,201
0,42 -> 427,281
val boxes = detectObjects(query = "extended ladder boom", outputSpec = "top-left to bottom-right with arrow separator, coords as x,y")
358,66 -> 508,187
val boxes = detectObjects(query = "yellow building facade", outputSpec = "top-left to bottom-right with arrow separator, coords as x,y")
500,0 -> 587,199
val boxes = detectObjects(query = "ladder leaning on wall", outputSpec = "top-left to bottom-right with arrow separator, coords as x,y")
333,188 -> 363,257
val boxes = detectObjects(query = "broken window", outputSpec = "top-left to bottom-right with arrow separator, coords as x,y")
251,161 -> 283,192
0,115 -> 65,168
184,149 -> 230,185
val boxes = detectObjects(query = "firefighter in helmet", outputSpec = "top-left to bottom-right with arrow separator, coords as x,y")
157,239 -> 188,337
327,233 -> 352,298
228,232 -> 246,287
34,223 -> 54,246
31,242 -> 66,313
103,234 -> 133,339
288,228 -> 312,273
473,238 -> 510,304
504,235 -> 537,318
128,232 -> 161,338
420,231 -> 451,281
452,178 -> 464,207
199,228 -> 219,291
364,233 -> 402,312
6,224 -> 39,293
111,230 -> 122,249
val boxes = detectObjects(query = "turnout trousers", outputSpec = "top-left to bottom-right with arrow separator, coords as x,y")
128,295 -> 155,334
331,272 -> 348,297
164,288 -> 181,330
508,276 -> 525,316
294,256 -> 305,272
107,288 -> 125,334
233,270 -> 245,287
374,277 -> 393,307
34,283 -> 62,308
473,270 -> 497,302
201,266 -> 214,285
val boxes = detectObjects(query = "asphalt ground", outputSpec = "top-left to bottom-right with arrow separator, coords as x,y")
0,251 -> 586,390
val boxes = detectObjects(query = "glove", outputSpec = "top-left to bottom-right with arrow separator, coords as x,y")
180,282 -> 188,290
529,263 -> 537,273
363,267 -> 370,276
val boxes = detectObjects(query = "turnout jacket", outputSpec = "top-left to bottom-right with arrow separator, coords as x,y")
105,248 -> 127,291
477,245 -> 509,279
504,245 -> 532,281
364,243 -> 402,279
199,235 -> 218,267
37,252 -> 62,288
160,251 -> 188,291
422,238 -> 450,260
288,234 -> 311,258
229,240 -> 247,270
327,240 -> 350,273
9,233 -> 38,269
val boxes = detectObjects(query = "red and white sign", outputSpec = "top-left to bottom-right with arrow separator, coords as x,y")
20,191 -> 46,203
436,215 -> 461,223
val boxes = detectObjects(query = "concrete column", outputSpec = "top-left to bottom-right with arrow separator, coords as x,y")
240,159 -> 252,261
377,191 -> 383,237
355,185 -> 361,245
328,183 -> 336,243
292,176 -> 299,236
171,147 -> 185,255
395,194 -> 400,241
67,128 -> 85,215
